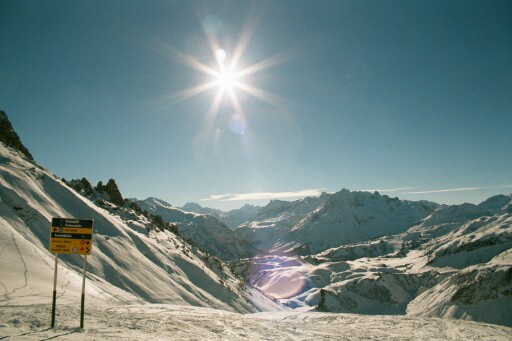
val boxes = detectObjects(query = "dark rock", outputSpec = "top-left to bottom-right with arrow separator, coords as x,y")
96,181 -> 105,193
0,110 -> 33,160
104,179 -> 124,206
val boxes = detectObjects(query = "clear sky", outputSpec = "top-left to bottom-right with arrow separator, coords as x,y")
1,0 -> 511,211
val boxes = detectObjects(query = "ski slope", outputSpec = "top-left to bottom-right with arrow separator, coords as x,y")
2,303 -> 512,340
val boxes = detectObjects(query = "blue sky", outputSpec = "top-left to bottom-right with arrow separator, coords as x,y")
1,0 -> 511,210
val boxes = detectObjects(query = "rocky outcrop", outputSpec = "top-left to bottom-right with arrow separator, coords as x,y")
68,177 -> 94,196
104,179 -> 124,206
0,110 -> 33,160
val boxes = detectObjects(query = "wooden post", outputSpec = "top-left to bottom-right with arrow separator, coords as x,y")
80,255 -> 87,328
51,254 -> 58,328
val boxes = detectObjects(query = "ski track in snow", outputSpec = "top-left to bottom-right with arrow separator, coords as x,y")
56,271 -> 71,300
1,304 -> 511,340
0,236 -> 11,300
0,231 -> 28,303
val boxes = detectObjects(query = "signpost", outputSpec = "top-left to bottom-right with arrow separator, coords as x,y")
49,218 -> 93,255
49,218 -> 93,329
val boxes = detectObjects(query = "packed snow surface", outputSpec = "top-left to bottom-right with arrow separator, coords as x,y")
2,304 -> 512,340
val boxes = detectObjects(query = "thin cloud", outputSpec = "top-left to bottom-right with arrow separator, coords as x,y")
201,189 -> 325,202
359,187 -> 415,193
200,185 -> 512,202
201,194 -> 234,201
403,185 -> 512,195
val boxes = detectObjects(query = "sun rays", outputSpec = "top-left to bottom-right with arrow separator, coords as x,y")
143,8 -> 300,167
155,11 -> 291,123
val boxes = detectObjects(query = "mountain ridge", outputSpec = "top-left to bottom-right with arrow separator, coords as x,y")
0,140 -> 273,313
1,111 -> 511,328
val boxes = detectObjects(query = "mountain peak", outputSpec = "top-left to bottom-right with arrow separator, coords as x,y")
0,110 -> 33,160
478,194 -> 512,212
145,197 -> 173,207
182,202 -> 204,211
181,202 -> 224,217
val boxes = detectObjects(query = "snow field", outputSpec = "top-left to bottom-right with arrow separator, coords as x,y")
2,304 -> 512,340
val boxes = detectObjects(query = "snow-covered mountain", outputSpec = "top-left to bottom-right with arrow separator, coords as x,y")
182,202 -> 224,219
135,198 -> 257,261
1,111 -> 511,337
140,182 -> 511,327
234,196 -> 326,250
219,204 -> 262,230
234,189 -> 439,255
240,195 -> 512,326
407,248 -> 512,327
181,202 -> 261,230
0,141 -> 268,313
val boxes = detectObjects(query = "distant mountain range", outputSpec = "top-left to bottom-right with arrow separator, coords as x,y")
136,188 -> 512,326
1,110 -> 511,327
135,197 -> 256,261
181,202 -> 261,230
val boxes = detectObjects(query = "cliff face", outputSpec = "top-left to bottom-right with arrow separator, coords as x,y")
0,110 -> 33,160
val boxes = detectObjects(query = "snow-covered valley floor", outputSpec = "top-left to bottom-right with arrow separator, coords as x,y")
2,303 -> 512,340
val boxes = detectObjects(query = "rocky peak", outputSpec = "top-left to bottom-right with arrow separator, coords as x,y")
68,177 -> 94,196
104,179 -> 125,206
0,110 -> 33,160
94,179 -> 124,206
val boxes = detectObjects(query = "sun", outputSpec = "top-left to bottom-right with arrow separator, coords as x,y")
216,68 -> 237,91
157,18 -> 291,118
152,11 -> 295,143
213,49 -> 239,93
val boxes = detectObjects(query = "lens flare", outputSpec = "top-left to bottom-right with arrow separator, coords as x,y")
229,113 -> 246,135
215,48 -> 227,62
247,253 -> 309,300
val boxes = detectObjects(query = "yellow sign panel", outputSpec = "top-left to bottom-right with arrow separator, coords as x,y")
49,238 -> 92,255
51,227 -> 92,234
49,218 -> 93,255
